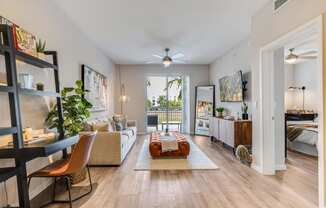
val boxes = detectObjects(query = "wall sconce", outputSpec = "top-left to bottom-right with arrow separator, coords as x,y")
119,84 -> 130,115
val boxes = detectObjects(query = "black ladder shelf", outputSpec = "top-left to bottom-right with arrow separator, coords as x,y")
0,24 -> 78,208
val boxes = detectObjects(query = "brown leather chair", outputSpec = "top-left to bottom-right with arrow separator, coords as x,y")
28,132 -> 97,208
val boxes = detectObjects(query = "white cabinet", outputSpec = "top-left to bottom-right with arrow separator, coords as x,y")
209,118 -> 252,149
209,117 -> 220,139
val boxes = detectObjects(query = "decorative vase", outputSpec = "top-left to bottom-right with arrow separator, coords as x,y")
217,112 -> 223,118
242,113 -> 249,120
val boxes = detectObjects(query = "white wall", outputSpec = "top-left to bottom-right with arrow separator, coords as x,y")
284,60 -> 318,111
251,0 -> 326,206
0,0 -> 116,205
209,39 -> 252,118
250,0 -> 326,172
116,64 -> 209,133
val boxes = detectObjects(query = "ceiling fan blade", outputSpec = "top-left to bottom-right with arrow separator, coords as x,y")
299,50 -> 318,56
152,54 -> 163,59
146,61 -> 160,64
171,53 -> 185,59
173,59 -> 186,64
300,56 -> 317,59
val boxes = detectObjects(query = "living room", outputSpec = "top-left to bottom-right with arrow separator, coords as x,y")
0,0 -> 326,208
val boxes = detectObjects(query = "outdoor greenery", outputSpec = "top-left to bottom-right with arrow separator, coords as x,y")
147,77 -> 183,111
46,80 -> 93,136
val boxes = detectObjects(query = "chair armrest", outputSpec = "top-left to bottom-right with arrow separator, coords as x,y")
127,120 -> 137,127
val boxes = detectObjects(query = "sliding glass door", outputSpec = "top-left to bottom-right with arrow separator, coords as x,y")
146,76 -> 184,132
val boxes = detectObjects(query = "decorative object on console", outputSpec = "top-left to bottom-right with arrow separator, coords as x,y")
241,102 -> 249,120
82,64 -> 108,112
216,107 -> 225,118
46,80 -> 93,136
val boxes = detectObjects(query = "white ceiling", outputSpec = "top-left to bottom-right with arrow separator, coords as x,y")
53,0 -> 269,65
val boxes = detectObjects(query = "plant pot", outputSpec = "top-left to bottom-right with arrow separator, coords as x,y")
242,113 -> 249,120
36,83 -> 44,91
37,52 -> 46,60
217,112 -> 223,118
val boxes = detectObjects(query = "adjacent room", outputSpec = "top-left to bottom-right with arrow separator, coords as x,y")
0,0 -> 326,208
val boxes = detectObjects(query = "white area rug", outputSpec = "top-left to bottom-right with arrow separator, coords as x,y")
134,137 -> 219,170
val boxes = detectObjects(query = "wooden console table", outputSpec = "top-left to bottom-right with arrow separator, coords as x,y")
209,117 -> 252,153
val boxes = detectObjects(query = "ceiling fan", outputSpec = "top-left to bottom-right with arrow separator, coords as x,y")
147,48 -> 186,67
285,48 -> 317,64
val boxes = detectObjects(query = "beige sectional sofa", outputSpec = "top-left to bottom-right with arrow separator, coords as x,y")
86,118 -> 137,166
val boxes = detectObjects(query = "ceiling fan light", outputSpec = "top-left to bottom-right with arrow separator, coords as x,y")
285,54 -> 298,64
163,56 -> 172,67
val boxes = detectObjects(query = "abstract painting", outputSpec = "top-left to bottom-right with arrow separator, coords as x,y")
219,71 -> 243,102
82,65 -> 108,111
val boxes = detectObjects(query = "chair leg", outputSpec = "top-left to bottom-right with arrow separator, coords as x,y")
27,177 -> 32,189
65,177 -> 73,208
86,166 -> 93,193
52,177 -> 57,202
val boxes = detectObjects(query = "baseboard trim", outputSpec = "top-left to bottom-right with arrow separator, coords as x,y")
251,163 -> 263,173
275,164 -> 287,171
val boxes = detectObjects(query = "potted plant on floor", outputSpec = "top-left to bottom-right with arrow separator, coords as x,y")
216,107 -> 225,118
46,80 -> 93,183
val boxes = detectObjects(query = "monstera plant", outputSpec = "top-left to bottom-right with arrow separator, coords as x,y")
46,80 -> 92,136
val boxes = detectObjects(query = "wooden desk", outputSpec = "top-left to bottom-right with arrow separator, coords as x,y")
0,135 -> 79,160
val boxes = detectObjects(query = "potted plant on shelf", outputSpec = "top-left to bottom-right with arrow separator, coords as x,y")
216,107 -> 225,118
46,80 -> 92,184
242,102 -> 249,120
36,39 -> 47,60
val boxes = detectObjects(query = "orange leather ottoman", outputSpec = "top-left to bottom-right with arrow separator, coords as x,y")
149,132 -> 190,158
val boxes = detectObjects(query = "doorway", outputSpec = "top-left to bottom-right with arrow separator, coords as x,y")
146,76 -> 186,132
259,16 -> 324,207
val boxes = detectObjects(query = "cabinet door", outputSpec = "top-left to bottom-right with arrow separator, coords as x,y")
224,120 -> 234,147
219,119 -> 226,143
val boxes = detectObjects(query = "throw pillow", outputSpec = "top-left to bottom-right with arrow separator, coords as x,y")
113,115 -> 127,130
115,122 -> 123,131
108,119 -> 116,131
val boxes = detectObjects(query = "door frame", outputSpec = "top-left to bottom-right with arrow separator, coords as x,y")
259,16 -> 324,207
145,75 -> 186,133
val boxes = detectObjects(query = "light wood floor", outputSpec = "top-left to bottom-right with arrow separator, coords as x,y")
37,135 -> 318,208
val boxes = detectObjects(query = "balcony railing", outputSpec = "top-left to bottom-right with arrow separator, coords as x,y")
147,110 -> 182,123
